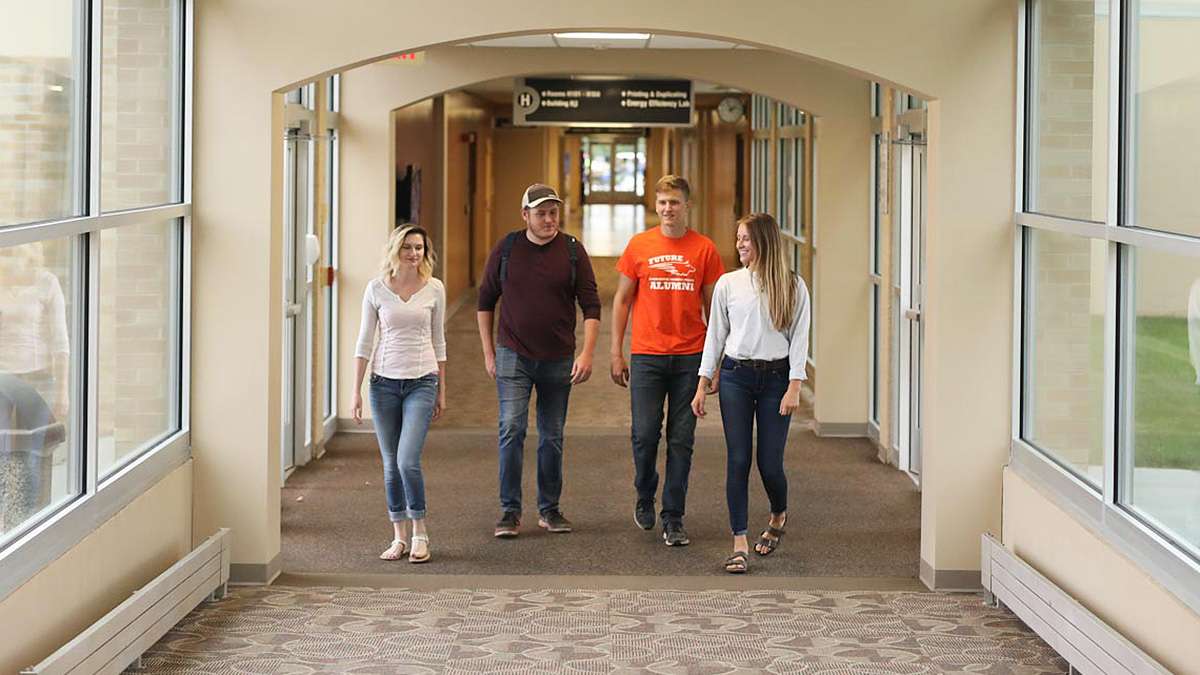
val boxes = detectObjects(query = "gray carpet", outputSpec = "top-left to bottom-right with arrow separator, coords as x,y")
281,425 -> 921,578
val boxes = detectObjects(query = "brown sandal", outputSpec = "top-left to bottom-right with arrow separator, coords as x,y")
724,551 -> 749,574
756,514 -> 787,556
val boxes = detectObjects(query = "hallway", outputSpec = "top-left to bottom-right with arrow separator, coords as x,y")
281,255 -> 920,580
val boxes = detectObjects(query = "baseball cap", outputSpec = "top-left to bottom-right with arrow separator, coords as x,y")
521,183 -> 562,209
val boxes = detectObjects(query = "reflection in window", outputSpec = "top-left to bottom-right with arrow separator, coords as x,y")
97,220 -> 181,476
0,0 -> 85,227
1027,0 -> 1108,221
1122,247 -> 1200,555
0,238 -> 78,539
1131,0 -> 1200,237
1023,229 -> 1106,486
101,0 -> 182,212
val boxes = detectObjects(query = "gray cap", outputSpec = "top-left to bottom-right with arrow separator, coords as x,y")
521,183 -> 562,209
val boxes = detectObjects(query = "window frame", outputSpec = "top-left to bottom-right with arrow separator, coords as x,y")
1014,0 -> 1200,616
0,0 -> 192,603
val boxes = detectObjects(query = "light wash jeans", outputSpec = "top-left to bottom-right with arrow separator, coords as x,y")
369,372 -> 438,521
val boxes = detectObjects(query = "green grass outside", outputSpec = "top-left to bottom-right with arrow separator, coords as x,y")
1134,316 -> 1200,471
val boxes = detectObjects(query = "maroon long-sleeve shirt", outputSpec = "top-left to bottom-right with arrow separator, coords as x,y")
477,230 -> 601,361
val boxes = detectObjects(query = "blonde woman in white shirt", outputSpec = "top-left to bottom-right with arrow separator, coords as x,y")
692,213 -> 810,574
353,225 -> 447,564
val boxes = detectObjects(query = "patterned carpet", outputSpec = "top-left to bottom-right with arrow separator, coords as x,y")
130,585 -> 1068,674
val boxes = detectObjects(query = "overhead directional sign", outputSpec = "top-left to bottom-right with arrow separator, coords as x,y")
513,77 -> 693,127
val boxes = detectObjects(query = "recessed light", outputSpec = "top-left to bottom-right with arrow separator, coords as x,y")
553,32 -> 650,40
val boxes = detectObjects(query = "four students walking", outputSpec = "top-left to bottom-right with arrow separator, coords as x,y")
354,180 -> 808,573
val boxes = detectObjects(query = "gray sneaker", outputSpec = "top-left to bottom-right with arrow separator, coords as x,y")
663,521 -> 690,546
538,509 -> 573,533
634,499 -> 656,530
494,511 -> 520,538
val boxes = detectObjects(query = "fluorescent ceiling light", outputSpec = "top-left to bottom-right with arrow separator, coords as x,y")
554,32 -> 650,40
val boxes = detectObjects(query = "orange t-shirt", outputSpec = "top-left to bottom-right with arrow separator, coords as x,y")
617,228 -> 725,355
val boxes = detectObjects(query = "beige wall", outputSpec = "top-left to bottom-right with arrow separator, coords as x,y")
813,114 -> 871,425
1003,469 -> 1200,673
0,463 -> 193,672
492,126 -> 550,240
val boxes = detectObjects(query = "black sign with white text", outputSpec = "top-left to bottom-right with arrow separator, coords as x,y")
513,77 -> 693,127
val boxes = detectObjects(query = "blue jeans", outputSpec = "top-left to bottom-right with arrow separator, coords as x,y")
369,372 -> 438,521
718,357 -> 791,535
495,345 -> 573,515
630,352 -> 702,523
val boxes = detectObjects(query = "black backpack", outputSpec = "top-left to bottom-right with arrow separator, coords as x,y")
498,230 -> 579,288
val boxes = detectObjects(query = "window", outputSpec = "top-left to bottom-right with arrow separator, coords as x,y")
1022,228 -> 1106,487
101,0 -> 183,212
1026,0 -> 1109,221
0,237 -> 81,541
0,0 -> 189,601
1120,246 -> 1200,555
1128,1 -> 1200,237
97,218 -> 182,476
1018,0 -> 1200,612
0,0 -> 87,228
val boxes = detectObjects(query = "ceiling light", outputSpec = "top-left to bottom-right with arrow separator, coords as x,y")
553,32 -> 650,40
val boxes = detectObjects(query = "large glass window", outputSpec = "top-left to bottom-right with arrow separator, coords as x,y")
0,0 -> 188,600
97,219 -> 181,477
1120,246 -> 1200,554
0,0 -> 86,228
100,0 -> 183,212
1026,0 -> 1109,221
1129,1 -> 1200,237
0,237 -> 80,542
1020,0 -> 1200,605
1022,228 -> 1106,486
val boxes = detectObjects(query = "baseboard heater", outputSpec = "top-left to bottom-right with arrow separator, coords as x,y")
23,528 -> 231,675
980,534 -> 1169,674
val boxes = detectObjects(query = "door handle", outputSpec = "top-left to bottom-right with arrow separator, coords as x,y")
904,308 -> 920,321
285,303 -> 302,317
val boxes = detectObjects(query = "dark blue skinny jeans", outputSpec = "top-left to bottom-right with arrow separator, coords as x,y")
495,345 -> 572,515
718,356 -> 792,535
630,352 -> 702,524
369,372 -> 438,521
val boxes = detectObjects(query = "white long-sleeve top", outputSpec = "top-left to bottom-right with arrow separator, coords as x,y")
0,269 -> 70,374
698,267 -> 811,381
354,276 -> 446,379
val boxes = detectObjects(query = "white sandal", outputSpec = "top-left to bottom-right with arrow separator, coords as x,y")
409,534 -> 431,564
379,538 -> 408,561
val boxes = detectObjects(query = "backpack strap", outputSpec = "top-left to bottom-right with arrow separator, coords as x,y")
499,230 -> 579,288
564,233 -> 579,288
498,230 -> 522,286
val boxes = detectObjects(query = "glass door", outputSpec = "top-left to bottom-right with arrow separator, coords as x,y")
893,130 -> 926,481
282,87 -> 315,480
583,136 -> 644,205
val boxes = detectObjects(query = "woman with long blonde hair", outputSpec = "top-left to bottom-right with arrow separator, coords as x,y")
692,213 -> 810,573
352,224 -> 446,563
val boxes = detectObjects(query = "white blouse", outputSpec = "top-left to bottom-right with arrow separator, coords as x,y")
698,267 -> 811,381
0,269 -> 70,374
354,276 -> 446,379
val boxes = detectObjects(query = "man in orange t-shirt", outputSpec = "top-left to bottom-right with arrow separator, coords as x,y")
611,175 -> 724,546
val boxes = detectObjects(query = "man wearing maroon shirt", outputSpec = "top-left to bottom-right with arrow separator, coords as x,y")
477,184 -> 601,538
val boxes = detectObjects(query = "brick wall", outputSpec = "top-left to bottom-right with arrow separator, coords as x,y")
96,0 -> 177,468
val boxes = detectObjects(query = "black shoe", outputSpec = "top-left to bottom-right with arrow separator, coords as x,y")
494,511 -> 520,538
634,499 -> 655,530
663,521 -> 690,546
538,509 -> 573,533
